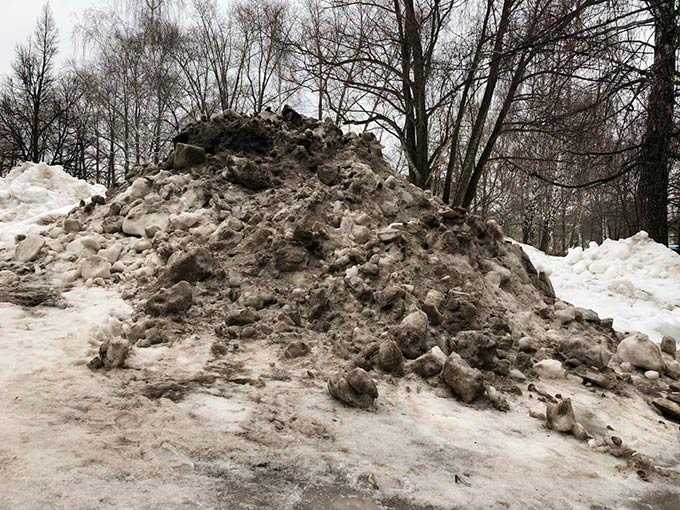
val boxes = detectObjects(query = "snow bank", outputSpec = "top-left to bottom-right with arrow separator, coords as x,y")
521,232 -> 680,342
0,162 -> 106,248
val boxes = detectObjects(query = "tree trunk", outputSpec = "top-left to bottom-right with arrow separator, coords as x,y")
441,0 -> 492,204
453,0 -> 514,206
637,0 -> 677,245
461,51 -> 530,208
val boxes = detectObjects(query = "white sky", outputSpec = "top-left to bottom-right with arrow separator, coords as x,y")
0,0 -> 94,73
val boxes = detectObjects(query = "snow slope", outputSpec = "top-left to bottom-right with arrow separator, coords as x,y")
0,162 -> 106,248
521,232 -> 680,341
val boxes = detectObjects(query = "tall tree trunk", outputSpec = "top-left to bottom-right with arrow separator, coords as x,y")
95,126 -> 101,184
405,0 -> 429,188
108,113 -> 116,187
441,0 -> 492,204
638,0 -> 677,245
453,0 -> 514,206
395,0 -> 430,188
539,219 -> 551,252
462,51 -> 530,208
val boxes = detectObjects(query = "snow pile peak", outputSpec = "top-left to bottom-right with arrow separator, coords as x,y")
522,232 -> 680,341
0,162 -> 106,247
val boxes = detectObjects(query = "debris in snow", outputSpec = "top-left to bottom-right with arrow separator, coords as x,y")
534,359 -> 566,379
579,370 -> 615,390
652,398 -> 680,423
63,218 -> 82,234
486,385 -> 510,412
3,109 -> 680,508
224,308 -> 260,326
173,143 -> 206,169
545,398 -> 589,440
0,270 -> 63,307
397,309 -> 429,359
375,339 -> 405,374
283,341 -> 310,359
145,280 -> 194,316
121,204 -> 169,237
518,336 -> 537,353
441,352 -> 485,403
557,335 -> 612,369
80,255 -> 112,281
408,346 -> 447,378
666,360 -> 680,380
661,336 -> 677,357
328,368 -> 378,409
616,333 -> 666,372
4,111 -> 612,416
546,398 -> 575,432
14,234 -> 46,262
91,337 -> 130,370
165,248 -> 218,284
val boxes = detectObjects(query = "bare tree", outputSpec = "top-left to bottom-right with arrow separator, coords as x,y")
235,0 -> 298,113
0,0 -> 675,252
0,4 -> 60,164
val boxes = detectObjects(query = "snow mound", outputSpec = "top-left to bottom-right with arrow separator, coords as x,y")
0,162 -> 106,248
521,232 -> 680,342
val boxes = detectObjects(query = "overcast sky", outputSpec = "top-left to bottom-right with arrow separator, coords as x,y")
0,0 -> 95,73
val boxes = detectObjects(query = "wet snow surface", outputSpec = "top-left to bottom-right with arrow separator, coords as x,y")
522,232 -> 680,341
0,288 -> 678,509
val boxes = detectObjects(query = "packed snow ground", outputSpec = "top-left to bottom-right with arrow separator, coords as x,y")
0,162 -> 105,249
522,232 -> 680,342
1,287 -> 677,509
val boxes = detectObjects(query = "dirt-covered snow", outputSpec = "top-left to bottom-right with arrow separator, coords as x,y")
522,232 -> 680,342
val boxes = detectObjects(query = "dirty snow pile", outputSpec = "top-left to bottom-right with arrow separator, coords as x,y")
0,162 -> 106,248
2,110 -> 680,507
522,232 -> 680,342
2,109 -> 592,396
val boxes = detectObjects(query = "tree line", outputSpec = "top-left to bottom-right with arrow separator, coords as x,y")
0,0 -> 677,249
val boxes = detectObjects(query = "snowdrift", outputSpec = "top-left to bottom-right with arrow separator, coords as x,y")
0,162 -> 106,248
522,232 -> 680,341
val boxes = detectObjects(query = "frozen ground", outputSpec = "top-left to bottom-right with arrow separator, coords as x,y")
0,162 -> 105,248
521,232 -> 680,342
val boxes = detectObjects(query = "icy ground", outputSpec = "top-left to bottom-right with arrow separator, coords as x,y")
0,162 -> 106,249
522,232 -> 680,342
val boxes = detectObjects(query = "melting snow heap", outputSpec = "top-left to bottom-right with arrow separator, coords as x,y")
2,109 -> 680,500
523,232 -> 680,342
0,162 -> 106,249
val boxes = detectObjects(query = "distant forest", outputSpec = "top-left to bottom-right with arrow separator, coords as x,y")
0,0 -> 677,249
